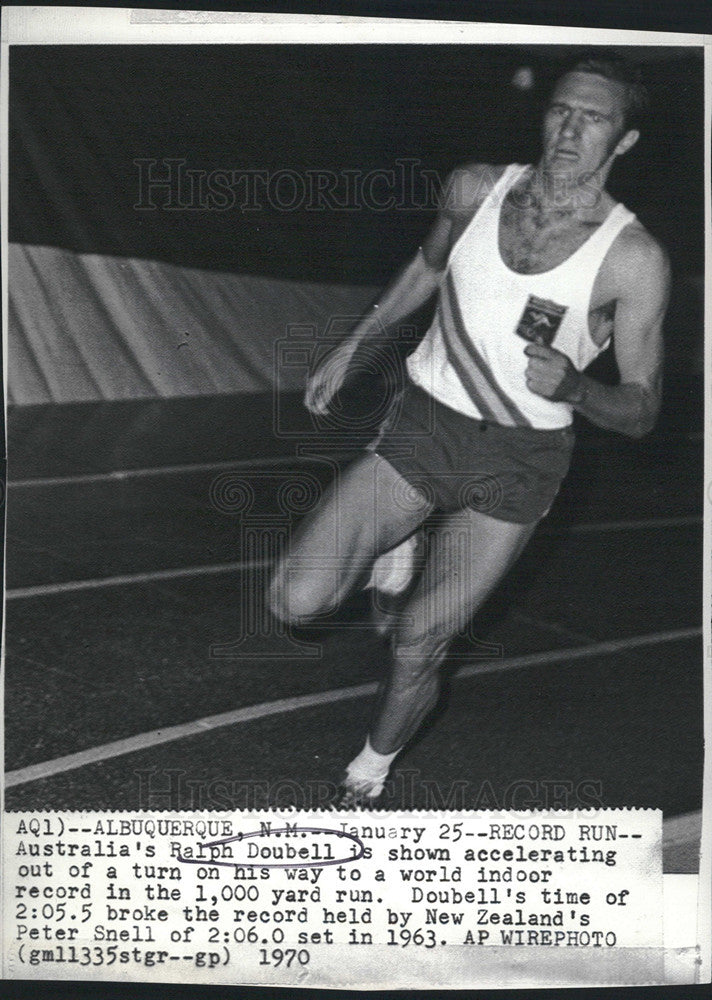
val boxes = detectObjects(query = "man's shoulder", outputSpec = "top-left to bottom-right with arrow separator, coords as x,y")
441,162 -> 510,216
609,217 -> 670,285
597,214 -> 669,305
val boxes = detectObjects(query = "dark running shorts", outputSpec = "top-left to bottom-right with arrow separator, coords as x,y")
369,380 -> 575,524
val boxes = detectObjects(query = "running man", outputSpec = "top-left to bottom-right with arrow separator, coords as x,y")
268,56 -> 670,805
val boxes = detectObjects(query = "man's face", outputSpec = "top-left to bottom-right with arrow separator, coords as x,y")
541,71 -> 638,179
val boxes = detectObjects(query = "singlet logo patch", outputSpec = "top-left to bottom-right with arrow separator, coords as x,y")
515,295 -> 568,346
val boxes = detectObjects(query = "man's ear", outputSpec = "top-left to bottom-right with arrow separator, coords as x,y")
615,128 -> 640,157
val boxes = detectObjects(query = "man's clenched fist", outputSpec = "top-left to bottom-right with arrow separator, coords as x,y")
524,341 -> 585,404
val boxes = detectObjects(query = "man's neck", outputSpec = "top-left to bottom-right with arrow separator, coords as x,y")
525,163 -> 609,216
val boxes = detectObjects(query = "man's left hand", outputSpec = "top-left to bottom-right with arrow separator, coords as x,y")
524,341 -> 584,403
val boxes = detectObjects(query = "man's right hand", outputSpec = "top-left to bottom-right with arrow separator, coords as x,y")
303,343 -> 355,416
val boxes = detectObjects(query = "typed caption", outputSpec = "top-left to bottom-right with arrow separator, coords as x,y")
3,809 -> 663,987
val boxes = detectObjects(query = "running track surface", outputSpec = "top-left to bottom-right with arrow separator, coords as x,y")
4,394 -> 704,872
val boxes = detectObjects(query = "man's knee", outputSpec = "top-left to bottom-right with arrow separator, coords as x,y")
391,619 -> 451,673
266,563 -> 334,626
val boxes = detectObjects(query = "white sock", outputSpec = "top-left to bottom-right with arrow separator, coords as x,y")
364,533 -> 418,595
345,737 -> 401,795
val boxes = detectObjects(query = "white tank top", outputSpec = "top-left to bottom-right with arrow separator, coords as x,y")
406,163 -> 636,429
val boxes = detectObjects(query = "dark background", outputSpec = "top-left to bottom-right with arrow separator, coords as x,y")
9,42 -> 704,440
10,44 -> 704,285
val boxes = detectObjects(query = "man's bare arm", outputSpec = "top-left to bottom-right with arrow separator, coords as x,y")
525,232 -> 670,438
305,165 -> 490,415
357,163 -> 497,331
303,225 -> 446,415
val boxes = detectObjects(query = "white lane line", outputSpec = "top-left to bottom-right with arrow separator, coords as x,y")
557,515 -> 701,534
453,626 -> 701,683
6,452 -> 352,490
4,683 -> 379,789
6,560 -> 271,600
6,513 -> 700,601
509,609 -> 594,644
575,430 -> 702,447
5,430 -> 702,490
5,625 -> 701,789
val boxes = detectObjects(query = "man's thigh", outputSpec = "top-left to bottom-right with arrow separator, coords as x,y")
270,452 -> 433,619
395,507 -> 537,649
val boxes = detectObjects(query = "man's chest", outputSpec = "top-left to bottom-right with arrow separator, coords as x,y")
498,200 -> 601,275
493,200 -> 618,326
448,196 -> 618,348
